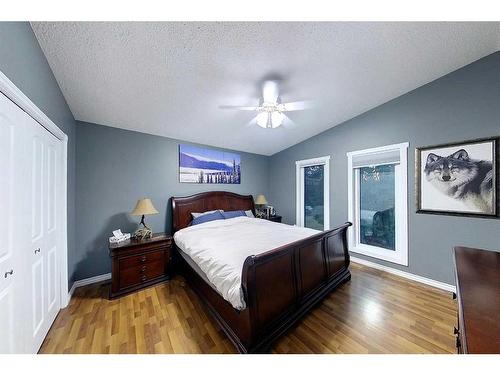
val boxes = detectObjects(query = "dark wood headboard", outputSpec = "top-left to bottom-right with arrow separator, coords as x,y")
171,191 -> 255,232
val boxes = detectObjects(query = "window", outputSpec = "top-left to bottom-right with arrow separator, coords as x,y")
296,156 -> 330,230
359,164 -> 396,250
347,143 -> 408,266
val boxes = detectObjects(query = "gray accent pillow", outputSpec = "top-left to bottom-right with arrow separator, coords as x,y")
191,209 -> 224,219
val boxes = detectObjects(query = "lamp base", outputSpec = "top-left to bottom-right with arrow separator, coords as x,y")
134,215 -> 153,240
256,207 -> 267,219
134,227 -> 152,240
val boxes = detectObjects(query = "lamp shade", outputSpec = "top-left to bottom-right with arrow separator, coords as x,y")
255,194 -> 268,205
131,198 -> 159,216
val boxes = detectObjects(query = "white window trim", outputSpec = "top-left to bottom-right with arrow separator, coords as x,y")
295,156 -> 330,230
347,143 -> 409,266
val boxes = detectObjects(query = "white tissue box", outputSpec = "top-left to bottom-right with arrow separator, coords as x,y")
109,233 -> 131,244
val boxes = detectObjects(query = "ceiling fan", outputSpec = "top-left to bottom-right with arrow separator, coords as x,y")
220,80 -> 311,129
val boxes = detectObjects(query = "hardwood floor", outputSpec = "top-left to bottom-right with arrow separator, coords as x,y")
39,263 -> 457,354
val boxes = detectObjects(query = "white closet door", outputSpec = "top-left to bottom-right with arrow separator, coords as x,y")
0,93 -> 26,353
0,88 -> 64,353
25,113 -> 61,353
42,125 -> 61,336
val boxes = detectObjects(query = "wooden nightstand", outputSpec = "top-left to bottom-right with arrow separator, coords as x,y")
108,233 -> 172,299
266,215 -> 282,223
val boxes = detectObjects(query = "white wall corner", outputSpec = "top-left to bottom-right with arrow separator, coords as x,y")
67,273 -> 111,301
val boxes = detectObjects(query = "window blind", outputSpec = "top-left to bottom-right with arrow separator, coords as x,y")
351,149 -> 400,169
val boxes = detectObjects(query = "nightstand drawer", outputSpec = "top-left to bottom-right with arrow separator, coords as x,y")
119,248 -> 166,270
119,259 -> 166,289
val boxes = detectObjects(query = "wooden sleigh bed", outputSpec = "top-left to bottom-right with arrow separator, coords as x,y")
171,191 -> 352,353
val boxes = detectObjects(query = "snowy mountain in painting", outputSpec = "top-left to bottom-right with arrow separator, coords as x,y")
179,152 -> 233,172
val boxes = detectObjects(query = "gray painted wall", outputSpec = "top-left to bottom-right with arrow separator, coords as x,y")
75,121 -> 269,281
0,22 -> 78,287
268,51 -> 500,285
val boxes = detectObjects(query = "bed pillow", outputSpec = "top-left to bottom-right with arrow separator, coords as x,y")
245,210 -> 255,218
191,209 -> 223,219
221,210 -> 247,219
191,210 -> 225,226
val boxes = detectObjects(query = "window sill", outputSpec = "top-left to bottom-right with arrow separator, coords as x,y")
350,245 -> 408,267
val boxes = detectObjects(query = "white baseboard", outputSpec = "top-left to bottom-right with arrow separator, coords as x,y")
65,259 -> 455,303
67,273 -> 111,300
350,256 -> 456,293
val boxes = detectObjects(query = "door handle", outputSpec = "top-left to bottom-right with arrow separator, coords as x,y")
4,269 -> 13,278
34,248 -> 41,254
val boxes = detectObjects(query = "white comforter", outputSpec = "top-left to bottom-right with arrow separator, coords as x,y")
173,216 -> 320,310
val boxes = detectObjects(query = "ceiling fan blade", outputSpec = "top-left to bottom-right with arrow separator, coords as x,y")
262,81 -> 279,104
219,105 -> 259,111
280,100 -> 313,112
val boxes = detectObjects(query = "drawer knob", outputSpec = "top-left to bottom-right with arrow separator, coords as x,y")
141,275 -> 147,282
34,248 -> 41,254
4,269 -> 13,278
454,327 -> 459,335
141,256 -> 147,262
141,265 -> 147,272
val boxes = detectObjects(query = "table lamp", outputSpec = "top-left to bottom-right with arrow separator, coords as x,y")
255,194 -> 268,218
131,198 -> 159,240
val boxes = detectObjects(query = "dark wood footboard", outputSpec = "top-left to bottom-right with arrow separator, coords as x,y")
171,191 -> 352,353
240,222 -> 352,352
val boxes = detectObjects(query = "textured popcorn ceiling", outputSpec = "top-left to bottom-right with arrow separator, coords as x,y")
31,22 -> 500,155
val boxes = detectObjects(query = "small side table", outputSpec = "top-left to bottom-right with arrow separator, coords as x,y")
108,233 -> 172,299
266,215 -> 282,223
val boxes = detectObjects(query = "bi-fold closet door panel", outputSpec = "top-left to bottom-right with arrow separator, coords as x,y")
0,92 -> 62,353
0,93 -> 27,354
25,111 -> 61,353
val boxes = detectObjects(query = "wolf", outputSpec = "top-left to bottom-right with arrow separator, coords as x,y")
424,149 -> 494,213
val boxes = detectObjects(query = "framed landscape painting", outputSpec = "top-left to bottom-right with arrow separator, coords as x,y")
179,144 -> 241,184
416,137 -> 497,217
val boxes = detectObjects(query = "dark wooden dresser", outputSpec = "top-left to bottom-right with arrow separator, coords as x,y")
453,246 -> 500,354
109,233 -> 172,298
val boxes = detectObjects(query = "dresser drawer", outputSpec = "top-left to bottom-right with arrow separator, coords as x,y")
118,248 -> 167,270
119,259 -> 166,290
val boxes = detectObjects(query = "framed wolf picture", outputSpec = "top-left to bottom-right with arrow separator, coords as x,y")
416,137 -> 498,217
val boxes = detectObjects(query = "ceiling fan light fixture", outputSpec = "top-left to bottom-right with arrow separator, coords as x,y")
256,112 -> 269,128
271,111 -> 284,128
256,110 -> 283,128
221,80 -> 307,129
